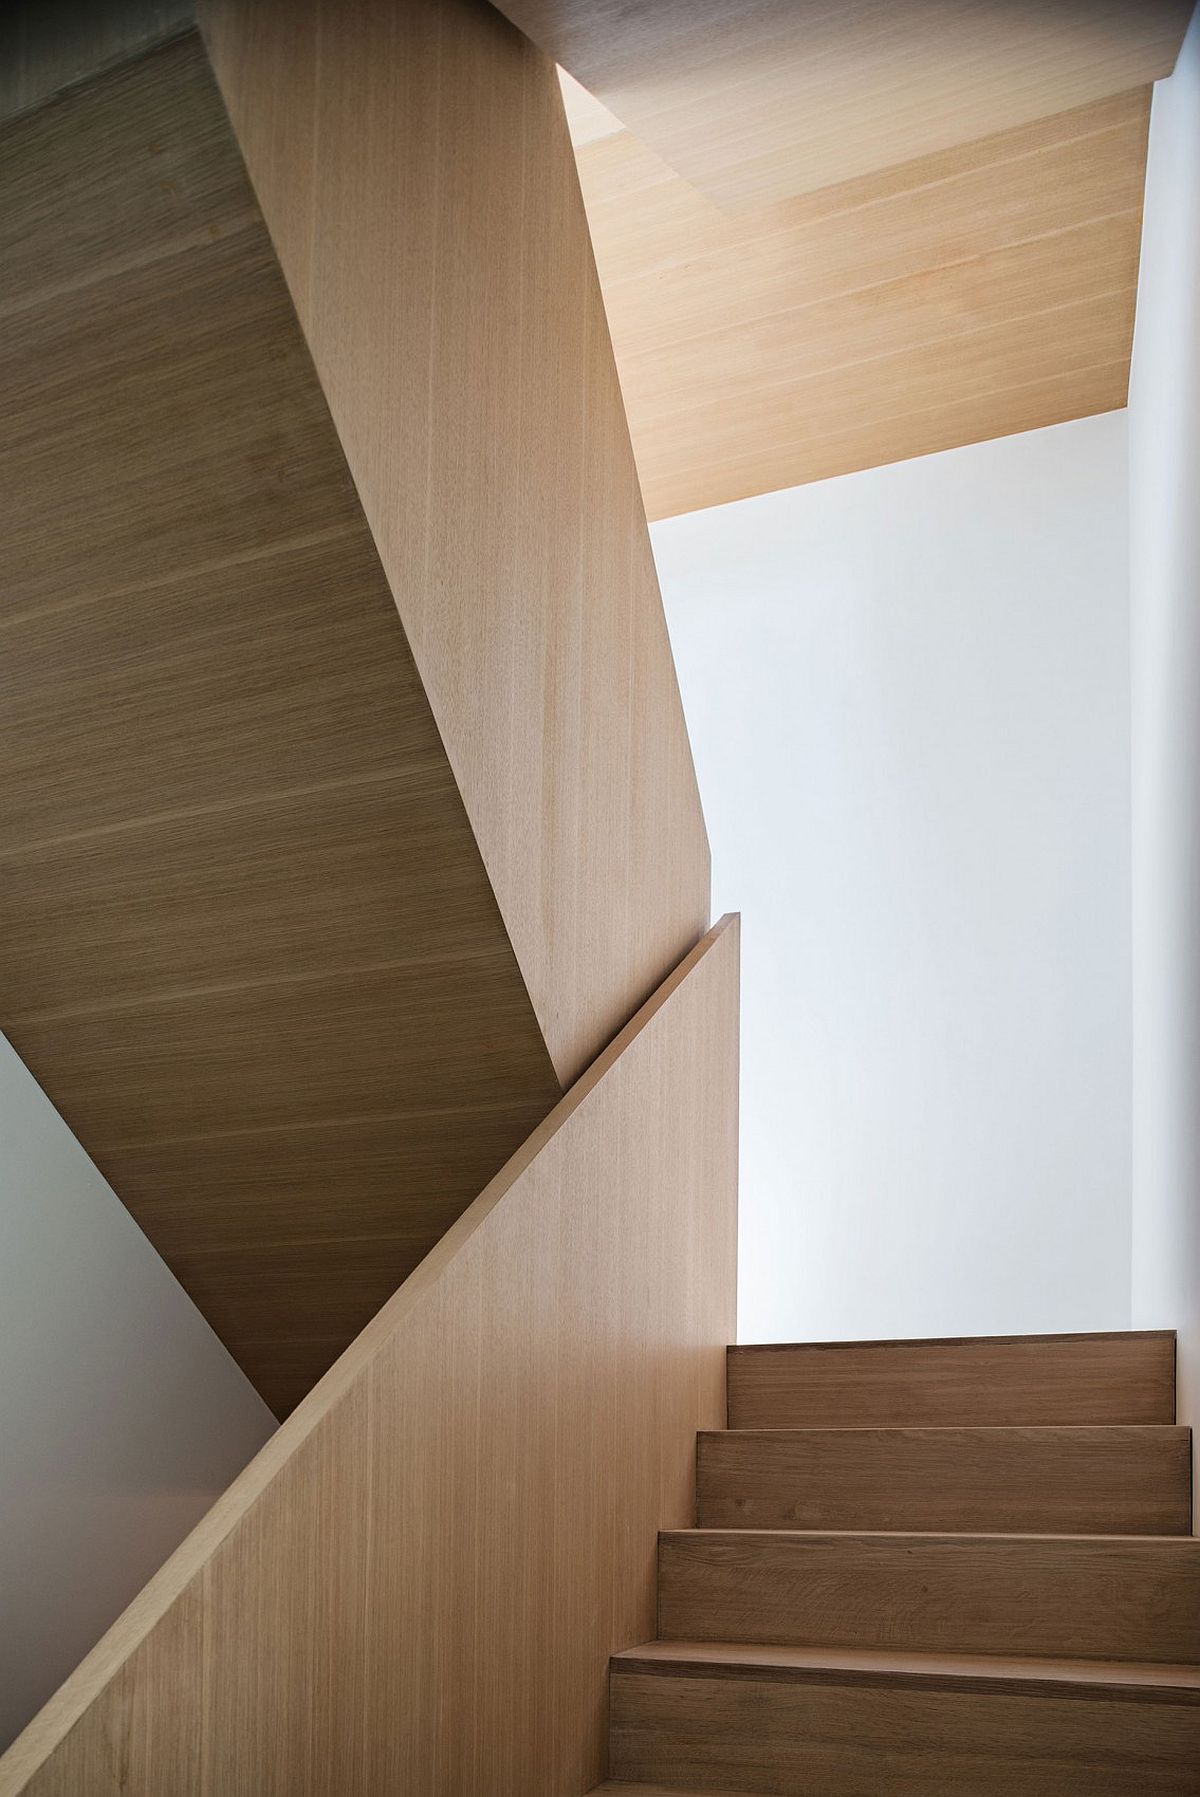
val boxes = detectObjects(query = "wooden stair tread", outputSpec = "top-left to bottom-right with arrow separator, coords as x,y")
696,1425 -> 1192,1535
615,1639 -> 1200,1699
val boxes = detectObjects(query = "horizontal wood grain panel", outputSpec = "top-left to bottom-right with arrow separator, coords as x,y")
727,1332 -> 1177,1429
0,33 -> 562,1416
7,955 -> 551,1146
657,1531 -> 1200,1662
0,761 -> 510,1013
695,1427 -> 1192,1536
97,1104 -> 538,1255
568,90 -> 1150,514
609,1655 -> 1200,1795
645,360 -> 1132,520
0,917 -> 739,1797
495,0 -> 1185,208
0,231 -> 358,614
637,298 -> 1137,518
622,214 -> 1143,416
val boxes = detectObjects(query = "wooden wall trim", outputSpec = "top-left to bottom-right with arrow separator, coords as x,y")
198,0 -> 711,1087
0,915 -> 739,1796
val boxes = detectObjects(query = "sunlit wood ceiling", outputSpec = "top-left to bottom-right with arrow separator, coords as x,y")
567,87 -> 1150,519
494,0 -> 1189,518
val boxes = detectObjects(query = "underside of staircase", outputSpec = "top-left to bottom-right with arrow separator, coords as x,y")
593,1329 -> 1200,1797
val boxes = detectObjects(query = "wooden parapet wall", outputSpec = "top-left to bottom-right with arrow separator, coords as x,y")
0,916 -> 739,1797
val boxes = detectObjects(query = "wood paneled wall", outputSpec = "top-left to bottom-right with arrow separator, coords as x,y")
0,917 -> 740,1797
199,0 -> 711,1086
0,32 -> 562,1419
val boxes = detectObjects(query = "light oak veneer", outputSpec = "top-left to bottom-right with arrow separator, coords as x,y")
0,917 -> 740,1797
199,0 -> 711,1086
491,0 -> 1188,209
569,90 -> 1149,515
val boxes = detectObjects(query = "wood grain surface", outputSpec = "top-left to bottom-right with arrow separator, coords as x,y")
199,0 -> 711,1085
657,1529 -> 1200,1664
568,91 -> 1149,515
727,1330 -> 1177,1429
609,1655 -> 1200,1795
493,0 -> 1188,207
695,1426 -> 1192,1535
0,33 -> 562,1417
0,917 -> 739,1797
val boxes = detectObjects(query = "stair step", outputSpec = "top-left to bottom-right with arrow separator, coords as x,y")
696,1426 -> 1191,1534
609,1641 -> 1200,1795
726,1331 -> 1176,1429
658,1530 -> 1200,1663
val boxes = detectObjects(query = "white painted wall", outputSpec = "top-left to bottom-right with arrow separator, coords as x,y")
653,412 -> 1132,1345
1129,3 -> 1200,1492
0,1036 -> 274,1750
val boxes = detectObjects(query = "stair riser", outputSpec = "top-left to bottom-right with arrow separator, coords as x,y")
658,1533 -> 1200,1663
727,1334 -> 1177,1430
610,1666 -> 1200,1796
696,1428 -> 1192,1535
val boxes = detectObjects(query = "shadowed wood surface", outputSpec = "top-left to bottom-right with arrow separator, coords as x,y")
0,917 -> 739,1797
727,1330 -> 1177,1429
696,1426 -> 1192,1535
0,0 -> 194,123
612,1640 -> 1200,1696
567,90 -> 1150,515
200,0 -> 711,1086
0,33 -> 562,1418
608,1653 -> 1200,1795
657,1530 -> 1200,1663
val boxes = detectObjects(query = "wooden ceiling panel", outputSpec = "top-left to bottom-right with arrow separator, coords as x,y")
500,0 -> 1188,209
568,90 -> 1151,515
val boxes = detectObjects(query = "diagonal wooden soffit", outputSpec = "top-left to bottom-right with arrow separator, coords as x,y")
0,0 -> 710,1420
493,0 -> 1193,517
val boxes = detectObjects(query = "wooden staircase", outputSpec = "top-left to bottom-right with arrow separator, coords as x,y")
594,1330 -> 1200,1796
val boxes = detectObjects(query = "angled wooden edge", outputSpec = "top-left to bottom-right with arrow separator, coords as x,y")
611,1640 -> 1200,1703
0,914 -> 736,1791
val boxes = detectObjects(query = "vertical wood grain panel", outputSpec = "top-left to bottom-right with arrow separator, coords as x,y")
199,0 -> 712,1086
0,917 -> 739,1797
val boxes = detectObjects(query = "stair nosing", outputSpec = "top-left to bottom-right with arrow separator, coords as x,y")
614,1640 -> 1200,1703
661,1525 -> 1200,1543
727,1329 -> 1176,1354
